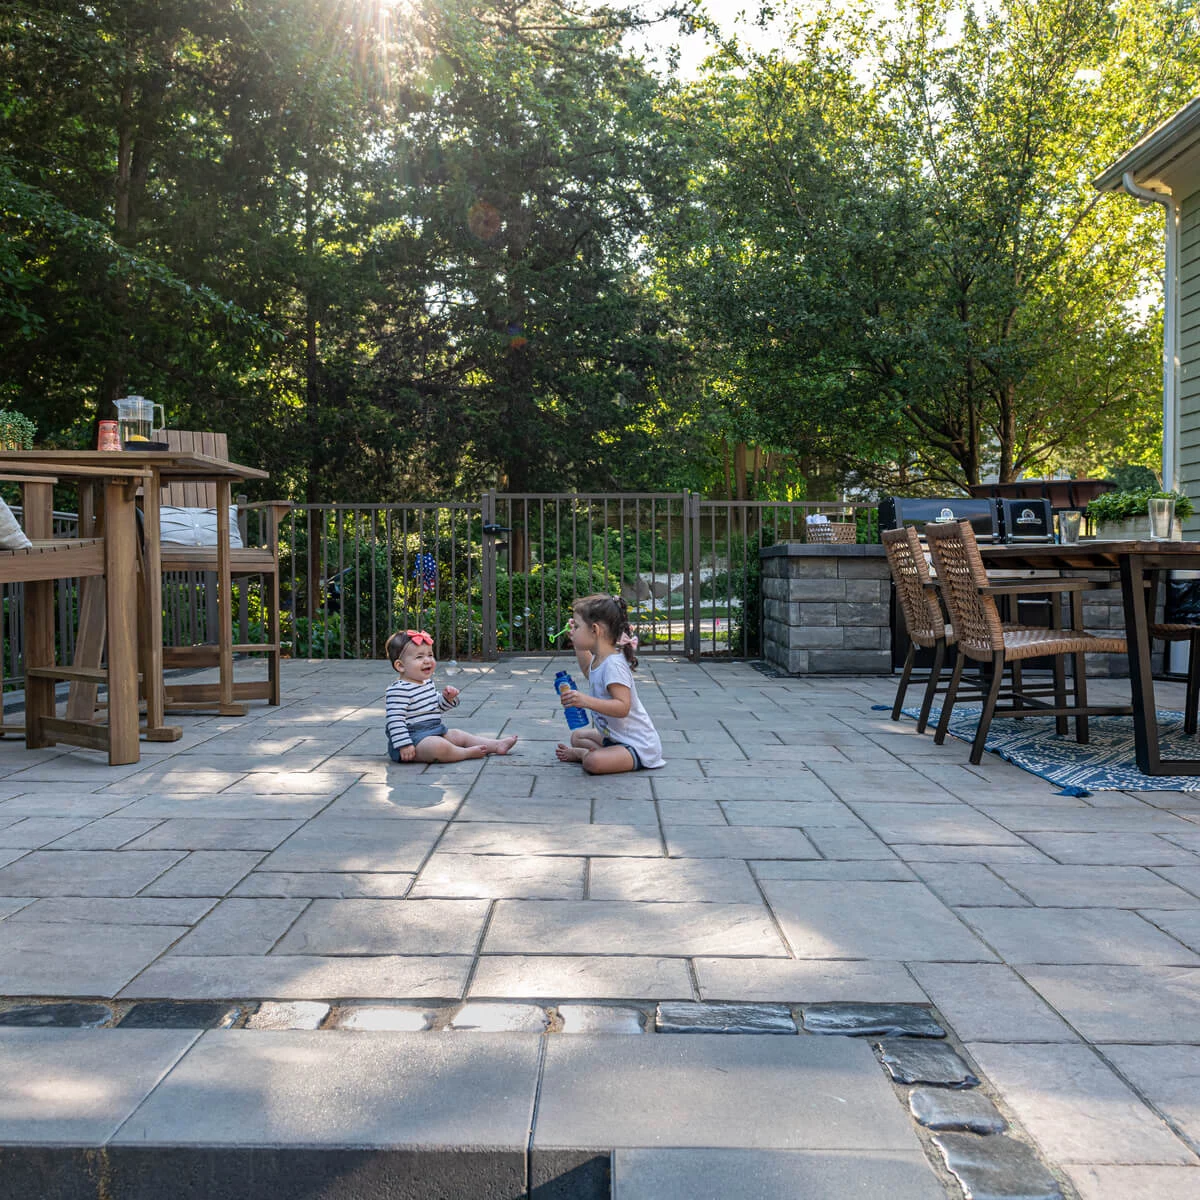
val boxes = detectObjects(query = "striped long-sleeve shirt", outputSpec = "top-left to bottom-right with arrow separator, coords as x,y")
385,679 -> 458,750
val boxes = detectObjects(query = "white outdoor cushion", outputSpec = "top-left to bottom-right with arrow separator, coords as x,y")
159,505 -> 245,549
0,497 -> 32,551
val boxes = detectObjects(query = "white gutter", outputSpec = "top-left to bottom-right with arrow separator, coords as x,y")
1121,171 -> 1181,491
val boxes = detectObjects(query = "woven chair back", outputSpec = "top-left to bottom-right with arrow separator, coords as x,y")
805,520 -> 856,545
924,520 -> 1005,662
882,526 -> 944,648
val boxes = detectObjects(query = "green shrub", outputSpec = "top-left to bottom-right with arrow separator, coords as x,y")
493,559 -> 620,651
1087,488 -> 1193,524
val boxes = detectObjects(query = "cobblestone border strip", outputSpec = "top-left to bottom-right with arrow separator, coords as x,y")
0,996 -> 1069,1199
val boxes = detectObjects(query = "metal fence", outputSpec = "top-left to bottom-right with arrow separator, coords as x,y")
1,493 -> 879,686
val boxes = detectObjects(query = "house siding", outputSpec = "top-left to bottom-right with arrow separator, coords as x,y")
1178,191 -> 1200,534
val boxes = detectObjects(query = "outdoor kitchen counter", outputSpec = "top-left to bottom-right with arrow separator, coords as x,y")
760,543 -> 891,675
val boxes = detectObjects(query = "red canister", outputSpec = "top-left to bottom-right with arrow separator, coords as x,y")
98,420 -> 120,451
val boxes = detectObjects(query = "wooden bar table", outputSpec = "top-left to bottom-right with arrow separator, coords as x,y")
0,450 -> 268,741
981,539 -> 1200,776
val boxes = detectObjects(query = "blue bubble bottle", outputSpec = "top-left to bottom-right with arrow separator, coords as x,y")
555,670 -> 589,730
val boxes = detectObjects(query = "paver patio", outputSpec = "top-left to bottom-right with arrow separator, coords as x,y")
2,656 -> 1200,1197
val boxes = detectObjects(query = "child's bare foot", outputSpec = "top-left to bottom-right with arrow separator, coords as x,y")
556,743 -> 587,763
490,734 -> 519,756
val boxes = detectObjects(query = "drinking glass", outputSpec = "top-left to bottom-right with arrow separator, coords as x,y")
1059,511 -> 1082,545
1149,497 -> 1176,541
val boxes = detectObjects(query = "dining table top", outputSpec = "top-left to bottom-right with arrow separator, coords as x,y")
0,449 -> 268,483
979,539 -> 1200,570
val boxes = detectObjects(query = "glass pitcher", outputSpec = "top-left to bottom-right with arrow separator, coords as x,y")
114,396 -> 165,449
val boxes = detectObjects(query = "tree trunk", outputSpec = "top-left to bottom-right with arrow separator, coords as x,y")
733,442 -> 748,501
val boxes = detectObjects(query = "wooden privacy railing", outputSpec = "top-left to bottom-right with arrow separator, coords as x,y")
2,495 -> 880,683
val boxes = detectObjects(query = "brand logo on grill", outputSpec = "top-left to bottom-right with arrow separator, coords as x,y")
1016,507 -> 1040,525
937,507 -> 956,522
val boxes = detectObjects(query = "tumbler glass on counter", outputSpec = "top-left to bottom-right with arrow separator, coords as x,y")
1149,496 -> 1176,541
1059,510 -> 1082,545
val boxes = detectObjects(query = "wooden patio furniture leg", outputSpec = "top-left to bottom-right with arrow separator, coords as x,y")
1071,590 -> 1089,744
917,640 -> 945,734
934,654 -> 966,746
267,565 -> 282,706
103,478 -> 140,765
1050,590 -> 1068,736
892,644 -> 916,720
971,652 -> 1006,765
1186,631 -> 1200,737
214,480 -> 245,716
137,480 -> 181,740
21,480 -> 56,750
1010,660 -> 1024,719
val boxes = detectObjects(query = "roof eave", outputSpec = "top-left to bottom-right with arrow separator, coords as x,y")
1094,96 -> 1200,193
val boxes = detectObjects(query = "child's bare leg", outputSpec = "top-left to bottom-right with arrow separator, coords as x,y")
556,728 -> 603,763
413,735 -> 486,763
444,728 -> 519,755
579,744 -> 638,775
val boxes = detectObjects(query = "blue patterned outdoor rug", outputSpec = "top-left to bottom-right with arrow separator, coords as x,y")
899,705 -> 1200,792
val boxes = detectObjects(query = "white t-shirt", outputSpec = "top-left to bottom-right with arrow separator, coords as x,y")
587,653 -> 665,769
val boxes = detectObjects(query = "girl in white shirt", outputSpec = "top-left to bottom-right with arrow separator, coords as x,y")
555,594 -> 665,774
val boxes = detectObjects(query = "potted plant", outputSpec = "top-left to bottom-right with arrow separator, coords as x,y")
0,410 -> 36,452
1086,487 -> 1194,540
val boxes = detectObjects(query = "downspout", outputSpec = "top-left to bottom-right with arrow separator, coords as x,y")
1121,171 -> 1181,491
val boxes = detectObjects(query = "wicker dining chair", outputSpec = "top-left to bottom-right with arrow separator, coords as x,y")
882,527 -> 953,733
924,520 -> 1130,764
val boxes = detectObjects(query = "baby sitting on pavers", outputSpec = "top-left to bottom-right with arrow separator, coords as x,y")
384,629 -> 517,763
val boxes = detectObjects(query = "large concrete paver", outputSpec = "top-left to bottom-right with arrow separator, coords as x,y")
113,1030 -> 541,1148
533,1034 -> 924,1152
613,1148 -> 945,1199
0,1028 -> 198,1143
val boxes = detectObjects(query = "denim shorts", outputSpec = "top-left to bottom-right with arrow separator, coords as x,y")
388,719 -> 448,761
602,736 -> 644,770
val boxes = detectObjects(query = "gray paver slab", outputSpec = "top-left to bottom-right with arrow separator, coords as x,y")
0,816 -> 95,847
113,1029 -> 541,1148
663,825 -> 819,860
1138,909 -> 1200,953
559,1004 -> 644,1034
890,843 -> 1054,864
0,850 -> 184,896
1100,1045 -> 1200,1146
169,898 -> 310,955
720,801 -> 866,828
0,920 -> 188,996
0,1028 -> 198,1144
43,818 -> 165,850
852,802 -> 1022,845
118,954 -> 473,1000
762,880 -> 996,961
139,850 -> 265,896
256,819 -> 445,872
117,794 -> 330,819
438,821 -> 663,857
534,1034 -> 925,1150
1065,1165 -> 1200,1199
1023,833 -> 1200,865
694,958 -> 927,1003
1021,964 -> 1200,1042
485,899 -> 788,957
804,827 -> 898,860
612,1148 -> 945,1200
5,897 -> 216,926
125,818 -> 305,850
654,799 -> 728,825
906,963 -> 1077,1043
232,871 -> 415,897
273,899 -> 490,955
750,859 -> 917,881
978,804 -> 1196,833
995,864 -> 1200,909
588,857 -> 761,903
914,863 -> 1029,907
960,907 -> 1200,965
966,1041 -> 1194,1164
410,854 -> 585,899
469,955 -> 693,999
